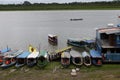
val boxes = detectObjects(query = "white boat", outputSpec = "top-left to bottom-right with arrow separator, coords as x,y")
48,34 -> 58,44
70,50 -> 83,66
27,52 -> 39,67
82,51 -> 91,66
61,52 -> 71,67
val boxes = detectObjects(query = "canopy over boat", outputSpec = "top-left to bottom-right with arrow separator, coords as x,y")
48,34 -> 57,38
61,52 -> 70,58
70,51 -> 81,57
4,50 -> 23,58
82,51 -> 90,57
17,51 -> 30,58
90,49 -> 102,58
40,50 -> 48,58
68,38 -> 95,43
0,48 -> 11,53
27,52 -> 39,58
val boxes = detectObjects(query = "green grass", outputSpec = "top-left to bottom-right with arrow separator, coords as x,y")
0,62 -> 120,80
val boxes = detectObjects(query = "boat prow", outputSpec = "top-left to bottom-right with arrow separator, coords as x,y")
70,50 -> 83,66
61,52 -> 71,68
82,51 -> 91,67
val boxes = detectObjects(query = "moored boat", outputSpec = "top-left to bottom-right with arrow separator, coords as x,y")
0,47 -> 11,65
61,52 -> 71,67
96,27 -> 120,62
1,50 -> 23,68
70,50 -> 83,66
15,51 -> 30,68
70,18 -> 83,21
27,52 -> 39,67
48,34 -> 58,44
67,38 -> 95,48
82,51 -> 91,67
37,50 -> 48,68
90,49 -> 102,66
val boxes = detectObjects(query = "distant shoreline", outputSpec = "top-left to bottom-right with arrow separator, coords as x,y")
0,1 -> 120,11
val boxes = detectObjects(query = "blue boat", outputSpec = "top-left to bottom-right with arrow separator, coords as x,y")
67,38 -> 95,48
1,50 -> 23,68
15,51 -> 30,67
96,27 -> 120,62
90,49 -> 102,66
0,48 -> 11,65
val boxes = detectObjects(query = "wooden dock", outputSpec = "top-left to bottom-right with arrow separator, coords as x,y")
55,46 -> 72,54
48,46 -> 72,61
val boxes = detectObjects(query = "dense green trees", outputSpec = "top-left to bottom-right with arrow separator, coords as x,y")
0,1 -> 120,10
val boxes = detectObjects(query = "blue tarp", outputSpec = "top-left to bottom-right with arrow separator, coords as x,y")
0,48 -> 11,53
85,40 -> 95,44
17,51 -> 30,58
90,49 -> 102,58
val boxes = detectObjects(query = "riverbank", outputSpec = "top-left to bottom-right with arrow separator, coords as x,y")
0,1 -> 120,11
0,61 -> 120,80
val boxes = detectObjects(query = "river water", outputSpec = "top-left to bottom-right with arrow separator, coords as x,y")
0,10 -> 120,51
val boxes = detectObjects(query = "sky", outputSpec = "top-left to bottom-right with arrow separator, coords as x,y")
0,0 -> 113,4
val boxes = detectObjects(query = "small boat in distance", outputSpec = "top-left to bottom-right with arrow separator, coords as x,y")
61,52 -> 71,68
82,51 -> 91,67
70,50 -> 83,66
70,18 -> 83,21
48,34 -> 58,44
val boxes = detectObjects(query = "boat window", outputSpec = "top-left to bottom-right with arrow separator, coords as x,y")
100,33 -> 108,40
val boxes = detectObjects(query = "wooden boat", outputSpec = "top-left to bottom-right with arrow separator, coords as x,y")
67,38 -> 95,48
90,49 -> 102,66
61,52 -> 71,67
70,18 -> 83,21
48,34 -> 58,44
0,48 -> 11,65
27,52 -> 39,67
1,50 -> 23,68
70,50 -> 83,66
37,50 -> 48,68
15,51 -> 30,68
82,51 -> 91,66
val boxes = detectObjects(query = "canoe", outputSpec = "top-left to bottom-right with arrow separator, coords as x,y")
67,38 -> 95,48
0,48 -> 11,65
48,34 -> 58,44
70,18 -> 83,21
27,52 -> 39,67
61,52 -> 71,67
70,50 -> 83,66
90,49 -> 102,66
15,51 -> 30,68
1,50 -> 23,68
82,51 -> 92,66
37,50 -> 48,68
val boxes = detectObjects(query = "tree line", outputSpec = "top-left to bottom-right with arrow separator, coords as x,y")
0,0 -> 120,10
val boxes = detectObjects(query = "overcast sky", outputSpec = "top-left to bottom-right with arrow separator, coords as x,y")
0,0 -> 113,4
